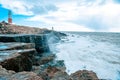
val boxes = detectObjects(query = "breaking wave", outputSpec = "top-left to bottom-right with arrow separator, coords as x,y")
51,32 -> 120,80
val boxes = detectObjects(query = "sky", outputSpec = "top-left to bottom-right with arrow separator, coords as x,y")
0,0 -> 120,32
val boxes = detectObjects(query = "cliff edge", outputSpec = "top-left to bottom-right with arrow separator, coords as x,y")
0,21 -> 49,34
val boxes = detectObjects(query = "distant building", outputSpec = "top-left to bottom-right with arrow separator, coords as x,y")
8,10 -> 12,24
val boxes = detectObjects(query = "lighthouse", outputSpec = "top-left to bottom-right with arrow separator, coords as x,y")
8,10 -> 12,24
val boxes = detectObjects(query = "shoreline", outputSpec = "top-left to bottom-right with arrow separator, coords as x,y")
0,32 -> 99,80
0,22 -> 99,80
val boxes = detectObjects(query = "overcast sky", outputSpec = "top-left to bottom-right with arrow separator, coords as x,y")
0,0 -> 120,32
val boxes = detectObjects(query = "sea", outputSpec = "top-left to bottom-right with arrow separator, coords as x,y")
49,32 -> 120,80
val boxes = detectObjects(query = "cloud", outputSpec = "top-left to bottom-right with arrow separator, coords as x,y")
0,0 -> 58,15
0,0 -> 33,15
77,0 -> 106,6
68,1 -> 120,31
30,4 -> 58,15
0,0 -> 120,32
26,0 -> 120,31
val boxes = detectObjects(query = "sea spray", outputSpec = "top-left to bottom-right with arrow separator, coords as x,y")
46,31 -> 61,53
52,32 -> 120,80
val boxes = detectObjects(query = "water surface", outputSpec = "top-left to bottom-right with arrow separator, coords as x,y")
52,32 -> 120,80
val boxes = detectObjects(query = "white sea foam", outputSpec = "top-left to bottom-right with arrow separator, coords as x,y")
52,32 -> 120,80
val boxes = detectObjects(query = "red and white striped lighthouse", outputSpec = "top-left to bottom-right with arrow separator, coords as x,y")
8,10 -> 12,24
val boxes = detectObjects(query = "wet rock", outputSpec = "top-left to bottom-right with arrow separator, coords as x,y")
33,66 -> 68,80
32,65 -> 51,80
0,49 -> 36,72
70,70 -> 98,80
45,66 -> 61,78
0,65 -> 15,75
58,32 -> 67,36
38,71 -> 50,80
0,65 -> 15,80
53,31 -> 67,37
0,34 -> 50,53
43,60 -> 66,72
34,54 -> 56,65
0,65 -> 43,80
40,54 -> 55,64
44,66 -> 70,80
32,60 -> 65,75
10,71 -> 43,80
50,71 -> 71,80
32,60 -> 67,80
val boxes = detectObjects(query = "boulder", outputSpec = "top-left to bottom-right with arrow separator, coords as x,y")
0,65 -> 43,80
32,60 -> 66,75
0,65 -> 15,80
70,70 -> 98,80
50,71 -> 71,80
10,72 -> 43,80
0,49 -> 36,72
32,61 -> 68,80
0,65 -> 15,75
44,66 -> 71,80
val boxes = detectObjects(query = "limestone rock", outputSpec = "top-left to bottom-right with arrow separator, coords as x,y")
34,54 -> 56,65
70,70 -> 98,80
44,66 -> 70,80
0,49 -> 36,72
0,65 -> 15,75
0,65 -> 15,80
0,34 -> 50,53
0,21 -> 44,34
43,60 -> 66,72
0,65 -> 43,80
10,72 -> 43,80
50,71 -> 71,80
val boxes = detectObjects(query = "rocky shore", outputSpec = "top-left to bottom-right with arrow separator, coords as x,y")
0,22 -> 99,80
